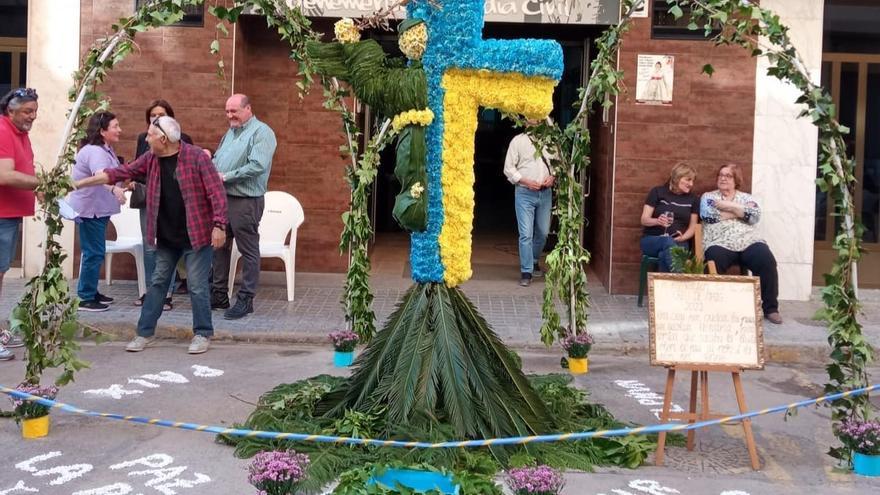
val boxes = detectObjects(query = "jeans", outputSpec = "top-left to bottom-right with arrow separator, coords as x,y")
514,186 -> 552,274
705,243 -> 779,314
0,218 -> 22,273
640,235 -> 688,273
77,216 -> 109,301
137,245 -> 214,338
140,208 -> 175,296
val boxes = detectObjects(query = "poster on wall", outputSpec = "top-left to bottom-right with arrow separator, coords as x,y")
636,54 -> 674,105
630,0 -> 650,18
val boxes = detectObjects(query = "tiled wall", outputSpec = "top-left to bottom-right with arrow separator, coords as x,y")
608,15 -> 758,293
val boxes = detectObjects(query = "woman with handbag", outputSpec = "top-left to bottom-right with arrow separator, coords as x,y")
131,100 -> 193,310
68,112 -> 126,312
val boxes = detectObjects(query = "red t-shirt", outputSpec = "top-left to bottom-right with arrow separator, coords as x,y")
0,115 -> 36,218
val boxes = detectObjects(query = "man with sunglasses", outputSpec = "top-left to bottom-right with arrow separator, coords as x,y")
75,116 -> 228,355
0,88 -> 40,361
211,94 -> 277,320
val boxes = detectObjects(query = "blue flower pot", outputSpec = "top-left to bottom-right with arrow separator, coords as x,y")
333,351 -> 355,367
853,452 -> 880,477
368,468 -> 459,494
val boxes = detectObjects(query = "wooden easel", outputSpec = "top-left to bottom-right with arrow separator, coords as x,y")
654,364 -> 760,470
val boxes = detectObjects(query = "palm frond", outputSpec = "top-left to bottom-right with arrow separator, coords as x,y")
431,284 -> 477,436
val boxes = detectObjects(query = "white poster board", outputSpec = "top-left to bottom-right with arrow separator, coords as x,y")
648,273 -> 765,369
636,54 -> 674,105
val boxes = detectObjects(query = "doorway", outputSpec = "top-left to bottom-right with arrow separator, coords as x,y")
813,54 -> 880,288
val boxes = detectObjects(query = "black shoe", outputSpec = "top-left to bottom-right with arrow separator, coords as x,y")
174,279 -> 188,295
211,292 -> 230,310
96,292 -> 114,304
223,297 -> 254,320
78,300 -> 110,312
519,273 -> 532,287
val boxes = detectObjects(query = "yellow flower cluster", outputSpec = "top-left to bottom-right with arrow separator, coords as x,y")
438,68 -> 557,287
334,18 -> 361,44
391,108 -> 434,132
410,182 -> 425,199
399,23 -> 428,60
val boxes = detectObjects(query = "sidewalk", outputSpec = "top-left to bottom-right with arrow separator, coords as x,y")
1,271 -> 877,364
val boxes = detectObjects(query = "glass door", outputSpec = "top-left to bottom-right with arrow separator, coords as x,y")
813,54 -> 880,288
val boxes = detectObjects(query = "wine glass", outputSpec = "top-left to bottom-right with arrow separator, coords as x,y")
662,211 -> 675,236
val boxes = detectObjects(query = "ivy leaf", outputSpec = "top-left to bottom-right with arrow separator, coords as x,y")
701,64 -> 715,77
210,39 -> 220,54
668,5 -> 684,19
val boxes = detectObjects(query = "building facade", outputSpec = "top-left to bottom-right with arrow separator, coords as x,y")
3,0 -> 877,298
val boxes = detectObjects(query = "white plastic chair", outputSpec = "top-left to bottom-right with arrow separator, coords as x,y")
228,191 -> 304,302
105,192 -> 146,297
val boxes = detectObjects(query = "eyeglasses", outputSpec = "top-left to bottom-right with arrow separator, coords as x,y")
12,88 -> 37,99
718,173 -> 735,179
151,117 -> 167,138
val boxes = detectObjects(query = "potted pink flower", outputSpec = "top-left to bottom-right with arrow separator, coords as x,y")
836,418 -> 880,477
10,382 -> 58,439
561,332 -> 593,375
506,465 -> 564,495
248,450 -> 310,494
329,330 -> 359,367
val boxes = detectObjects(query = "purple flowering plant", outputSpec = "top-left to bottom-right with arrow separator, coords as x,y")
836,418 -> 880,456
329,330 -> 359,353
507,465 -> 564,495
9,382 -> 58,420
561,332 -> 593,359
248,450 -> 310,495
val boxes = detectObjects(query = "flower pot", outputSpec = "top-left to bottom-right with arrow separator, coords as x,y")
853,452 -> 880,477
22,415 -> 49,439
368,468 -> 460,494
333,350 -> 355,367
568,357 -> 588,374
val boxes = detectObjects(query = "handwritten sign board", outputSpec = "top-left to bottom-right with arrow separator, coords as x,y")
648,273 -> 765,369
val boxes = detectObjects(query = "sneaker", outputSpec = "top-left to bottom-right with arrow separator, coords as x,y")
1,330 -> 24,348
533,263 -> 543,278
0,345 -> 13,361
188,335 -> 210,354
223,297 -> 254,320
211,292 -> 230,310
78,300 -> 110,312
519,273 -> 532,287
765,312 -> 783,325
125,336 -> 155,352
96,292 -> 114,304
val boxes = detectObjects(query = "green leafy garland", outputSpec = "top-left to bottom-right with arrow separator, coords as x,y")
667,0 -> 872,461
528,0 -> 642,347
11,0 -> 203,386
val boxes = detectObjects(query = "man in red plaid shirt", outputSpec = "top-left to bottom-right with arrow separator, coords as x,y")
75,116 -> 227,355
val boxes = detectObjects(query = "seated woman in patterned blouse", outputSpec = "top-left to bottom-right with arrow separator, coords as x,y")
700,163 -> 782,324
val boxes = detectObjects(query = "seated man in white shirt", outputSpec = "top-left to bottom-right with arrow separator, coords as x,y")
503,122 -> 555,287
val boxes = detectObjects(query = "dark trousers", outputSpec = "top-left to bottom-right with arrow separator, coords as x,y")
705,243 -> 779,314
212,195 -> 264,300
77,216 -> 109,302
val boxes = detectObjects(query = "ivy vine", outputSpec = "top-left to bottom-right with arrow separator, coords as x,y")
667,0 -> 872,462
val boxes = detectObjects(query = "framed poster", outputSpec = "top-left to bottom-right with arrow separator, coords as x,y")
636,53 -> 674,105
648,273 -> 765,370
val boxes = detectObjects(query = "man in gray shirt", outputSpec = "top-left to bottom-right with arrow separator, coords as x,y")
211,94 -> 277,319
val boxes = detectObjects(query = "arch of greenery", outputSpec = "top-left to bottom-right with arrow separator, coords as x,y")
14,0 -> 871,474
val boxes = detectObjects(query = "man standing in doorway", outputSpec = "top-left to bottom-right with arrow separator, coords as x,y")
0,88 -> 40,360
211,94 -> 277,319
503,123 -> 554,287
75,116 -> 227,355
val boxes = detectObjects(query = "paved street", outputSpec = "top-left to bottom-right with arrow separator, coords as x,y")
1,343 -> 878,494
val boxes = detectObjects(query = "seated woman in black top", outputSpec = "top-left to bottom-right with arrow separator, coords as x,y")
639,163 -> 699,272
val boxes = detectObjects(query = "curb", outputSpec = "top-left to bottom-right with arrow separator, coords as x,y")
85,322 -> 829,365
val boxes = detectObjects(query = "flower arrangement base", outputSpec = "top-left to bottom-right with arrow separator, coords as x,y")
22,415 -> 49,439
334,351 -> 355,367
853,452 -> 880,477
368,468 -> 460,494
568,357 -> 588,374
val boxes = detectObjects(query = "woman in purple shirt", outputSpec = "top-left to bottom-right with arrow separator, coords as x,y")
68,112 -> 126,312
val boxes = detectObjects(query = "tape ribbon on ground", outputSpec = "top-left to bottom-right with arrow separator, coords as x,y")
2,384 -> 876,448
